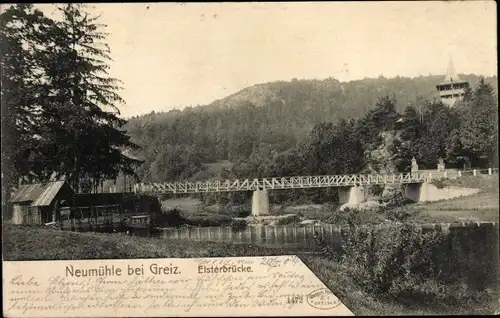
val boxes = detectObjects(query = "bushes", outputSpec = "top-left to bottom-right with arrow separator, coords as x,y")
234,206 -> 251,218
431,178 -> 446,189
366,185 -> 384,198
316,220 -> 499,307
339,223 -> 445,299
274,214 -> 301,225
152,209 -> 186,227
382,186 -> 413,207
325,207 -> 385,226
384,207 -> 413,222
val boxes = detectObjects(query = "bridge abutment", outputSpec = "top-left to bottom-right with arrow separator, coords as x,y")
338,186 -> 366,205
404,183 -> 422,202
252,189 -> 270,216
404,182 -> 434,202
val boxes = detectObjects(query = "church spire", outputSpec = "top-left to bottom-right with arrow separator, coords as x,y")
444,55 -> 461,83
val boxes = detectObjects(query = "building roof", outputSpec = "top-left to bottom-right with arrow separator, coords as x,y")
9,181 -> 73,207
9,183 -> 46,204
31,181 -> 71,207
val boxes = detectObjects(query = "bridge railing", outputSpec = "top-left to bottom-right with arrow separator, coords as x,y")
134,168 -> 498,194
134,172 -> 430,194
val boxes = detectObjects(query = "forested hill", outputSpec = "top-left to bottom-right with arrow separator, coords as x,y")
208,74 -> 497,115
124,74 -> 497,182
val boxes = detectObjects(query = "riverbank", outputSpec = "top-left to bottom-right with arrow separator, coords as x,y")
3,224 -> 498,315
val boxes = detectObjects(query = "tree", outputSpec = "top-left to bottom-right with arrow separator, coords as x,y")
298,119 -> 363,175
459,78 -> 498,167
394,105 -> 423,171
400,105 -> 422,142
462,86 -> 474,103
0,4 -> 55,192
38,4 -> 136,190
415,101 -> 460,168
356,95 -> 400,150
2,4 -> 139,193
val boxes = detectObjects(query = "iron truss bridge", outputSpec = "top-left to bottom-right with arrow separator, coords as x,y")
134,172 -> 431,194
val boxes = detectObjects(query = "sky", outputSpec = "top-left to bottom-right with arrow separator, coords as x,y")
38,2 -> 497,118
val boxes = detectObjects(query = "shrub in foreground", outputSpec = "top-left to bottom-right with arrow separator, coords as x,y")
314,219 -> 499,308
339,223 -> 445,299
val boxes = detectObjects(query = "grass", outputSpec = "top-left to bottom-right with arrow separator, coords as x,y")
388,175 -> 499,223
404,191 -> 499,223
3,224 -> 498,315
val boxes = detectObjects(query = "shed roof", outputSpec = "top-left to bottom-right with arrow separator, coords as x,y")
9,181 -> 73,207
31,181 -> 71,207
9,183 -> 46,204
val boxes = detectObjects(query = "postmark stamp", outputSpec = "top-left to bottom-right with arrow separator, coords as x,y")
307,287 -> 342,310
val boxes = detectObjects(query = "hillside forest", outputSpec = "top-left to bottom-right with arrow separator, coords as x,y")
125,76 -> 498,205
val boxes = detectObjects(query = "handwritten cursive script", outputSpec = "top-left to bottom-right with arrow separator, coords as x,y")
3,256 -> 353,317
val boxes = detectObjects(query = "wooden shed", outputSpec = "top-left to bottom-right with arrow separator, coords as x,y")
8,181 -> 74,225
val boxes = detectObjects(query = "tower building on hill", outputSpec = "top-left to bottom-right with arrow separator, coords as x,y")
436,57 -> 470,107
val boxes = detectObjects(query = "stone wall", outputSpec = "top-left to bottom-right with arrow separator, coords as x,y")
404,182 -> 480,203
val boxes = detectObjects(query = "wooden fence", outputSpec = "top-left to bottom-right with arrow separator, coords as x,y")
427,168 -> 499,179
154,221 -> 498,249
155,224 -> 335,249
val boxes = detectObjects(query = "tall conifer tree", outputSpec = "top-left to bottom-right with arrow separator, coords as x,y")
40,4 -> 139,191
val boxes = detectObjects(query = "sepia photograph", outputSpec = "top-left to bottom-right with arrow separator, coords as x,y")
1,1 -> 499,316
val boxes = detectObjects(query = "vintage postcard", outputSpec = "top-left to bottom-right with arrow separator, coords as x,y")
1,1 -> 499,317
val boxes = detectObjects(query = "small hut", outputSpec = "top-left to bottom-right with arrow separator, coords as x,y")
8,181 -> 74,225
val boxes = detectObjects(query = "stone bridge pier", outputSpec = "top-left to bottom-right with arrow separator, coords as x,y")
338,186 -> 366,205
251,189 -> 270,216
336,182 -> 434,205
